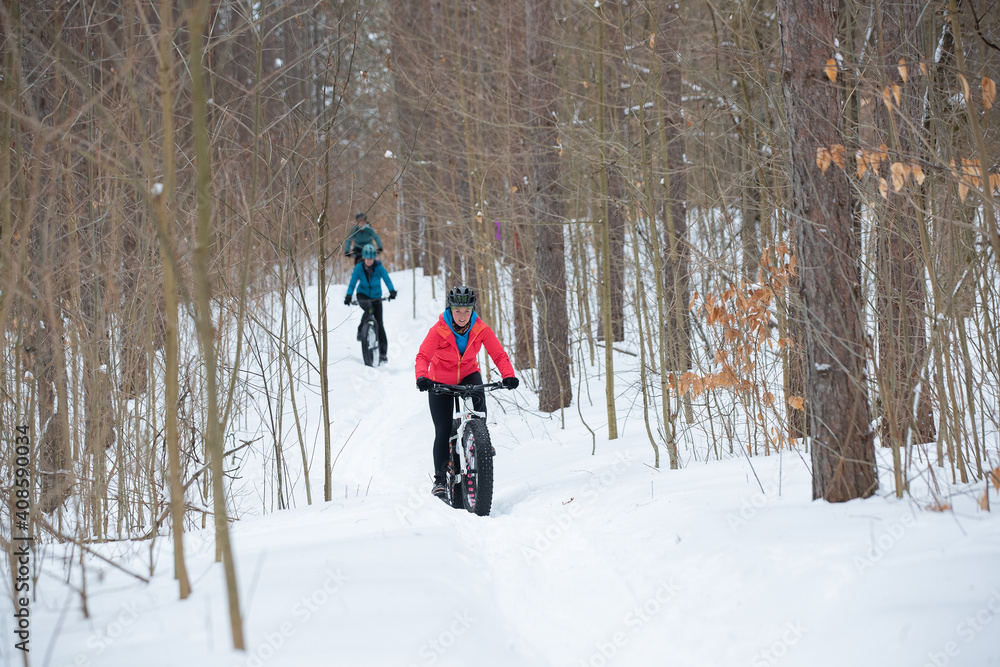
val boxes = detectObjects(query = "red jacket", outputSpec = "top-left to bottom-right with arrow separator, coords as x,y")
415,314 -> 515,384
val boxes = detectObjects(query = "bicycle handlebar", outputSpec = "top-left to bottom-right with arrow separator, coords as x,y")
429,381 -> 507,397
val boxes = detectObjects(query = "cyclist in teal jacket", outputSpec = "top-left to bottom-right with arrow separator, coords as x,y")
345,244 -> 397,364
343,212 -> 383,264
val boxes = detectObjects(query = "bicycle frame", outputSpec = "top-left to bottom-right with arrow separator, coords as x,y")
430,381 -> 504,470
353,297 -> 384,328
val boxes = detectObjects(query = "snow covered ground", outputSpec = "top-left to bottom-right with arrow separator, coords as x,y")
15,270 -> 1000,667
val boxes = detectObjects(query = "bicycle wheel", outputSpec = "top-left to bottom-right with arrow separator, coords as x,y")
446,419 -> 463,509
360,317 -> 377,366
460,418 -> 493,516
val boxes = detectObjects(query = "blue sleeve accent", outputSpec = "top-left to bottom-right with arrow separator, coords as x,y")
346,264 -> 361,296
380,265 -> 395,292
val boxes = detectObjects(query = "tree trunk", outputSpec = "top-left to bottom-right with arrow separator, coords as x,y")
778,0 -> 878,501
600,0 -> 626,343
597,7 -> 618,439
189,0 -> 244,647
155,0 -> 190,598
872,0 -> 936,458
655,3 -> 691,379
526,0 -> 571,412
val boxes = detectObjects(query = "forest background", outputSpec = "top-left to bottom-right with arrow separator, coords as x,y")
0,0 -> 998,652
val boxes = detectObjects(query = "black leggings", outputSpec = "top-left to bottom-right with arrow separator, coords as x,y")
357,297 -> 387,356
429,371 -> 485,476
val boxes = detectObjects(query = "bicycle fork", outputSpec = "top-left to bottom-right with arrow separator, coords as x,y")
449,397 -> 486,478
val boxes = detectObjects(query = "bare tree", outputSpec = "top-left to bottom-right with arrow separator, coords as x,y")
870,0 -> 936,470
189,0 -> 244,648
527,0 -> 571,413
778,0 -> 878,501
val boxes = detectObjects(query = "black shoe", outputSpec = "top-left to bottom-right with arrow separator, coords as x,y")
431,475 -> 447,500
379,354 -> 388,365
356,330 -> 361,341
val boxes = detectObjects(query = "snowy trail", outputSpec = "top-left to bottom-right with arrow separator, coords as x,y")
26,271 -> 1000,667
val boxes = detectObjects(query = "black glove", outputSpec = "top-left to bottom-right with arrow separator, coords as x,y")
416,377 -> 432,392
344,295 -> 352,306
502,376 -> 519,390
389,290 -> 397,301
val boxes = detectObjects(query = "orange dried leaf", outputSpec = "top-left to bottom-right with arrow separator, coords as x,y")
962,157 -> 982,177
958,73 -> 971,102
898,58 -> 908,83
958,180 -> 970,201
892,84 -> 901,106
879,177 -> 889,198
825,58 -> 838,82
890,162 -> 906,192
830,144 -> 846,169
788,396 -> 805,411
816,146 -> 832,173
856,150 -> 868,178
870,145 -> 887,174
979,488 -> 990,511
763,392 -> 775,407
990,467 -> 1000,491
984,77 -> 997,110
912,164 -> 926,185
881,86 -> 894,110
919,61 -> 928,77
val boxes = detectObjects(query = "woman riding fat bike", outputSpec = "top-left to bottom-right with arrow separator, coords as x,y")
345,244 -> 396,365
414,285 -> 518,499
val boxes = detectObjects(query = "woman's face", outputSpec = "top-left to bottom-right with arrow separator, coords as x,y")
452,307 -> 472,327
364,257 -> 375,267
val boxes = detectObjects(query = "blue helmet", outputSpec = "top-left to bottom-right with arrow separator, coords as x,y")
362,243 -> 378,259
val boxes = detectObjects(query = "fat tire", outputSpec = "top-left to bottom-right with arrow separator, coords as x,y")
360,318 -> 377,366
461,418 -> 493,516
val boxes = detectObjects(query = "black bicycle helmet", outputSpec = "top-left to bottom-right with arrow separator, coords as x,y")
447,285 -> 476,309
355,211 -> 369,223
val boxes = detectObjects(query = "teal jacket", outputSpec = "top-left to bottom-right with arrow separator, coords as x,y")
343,225 -> 383,255
346,260 -> 395,299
